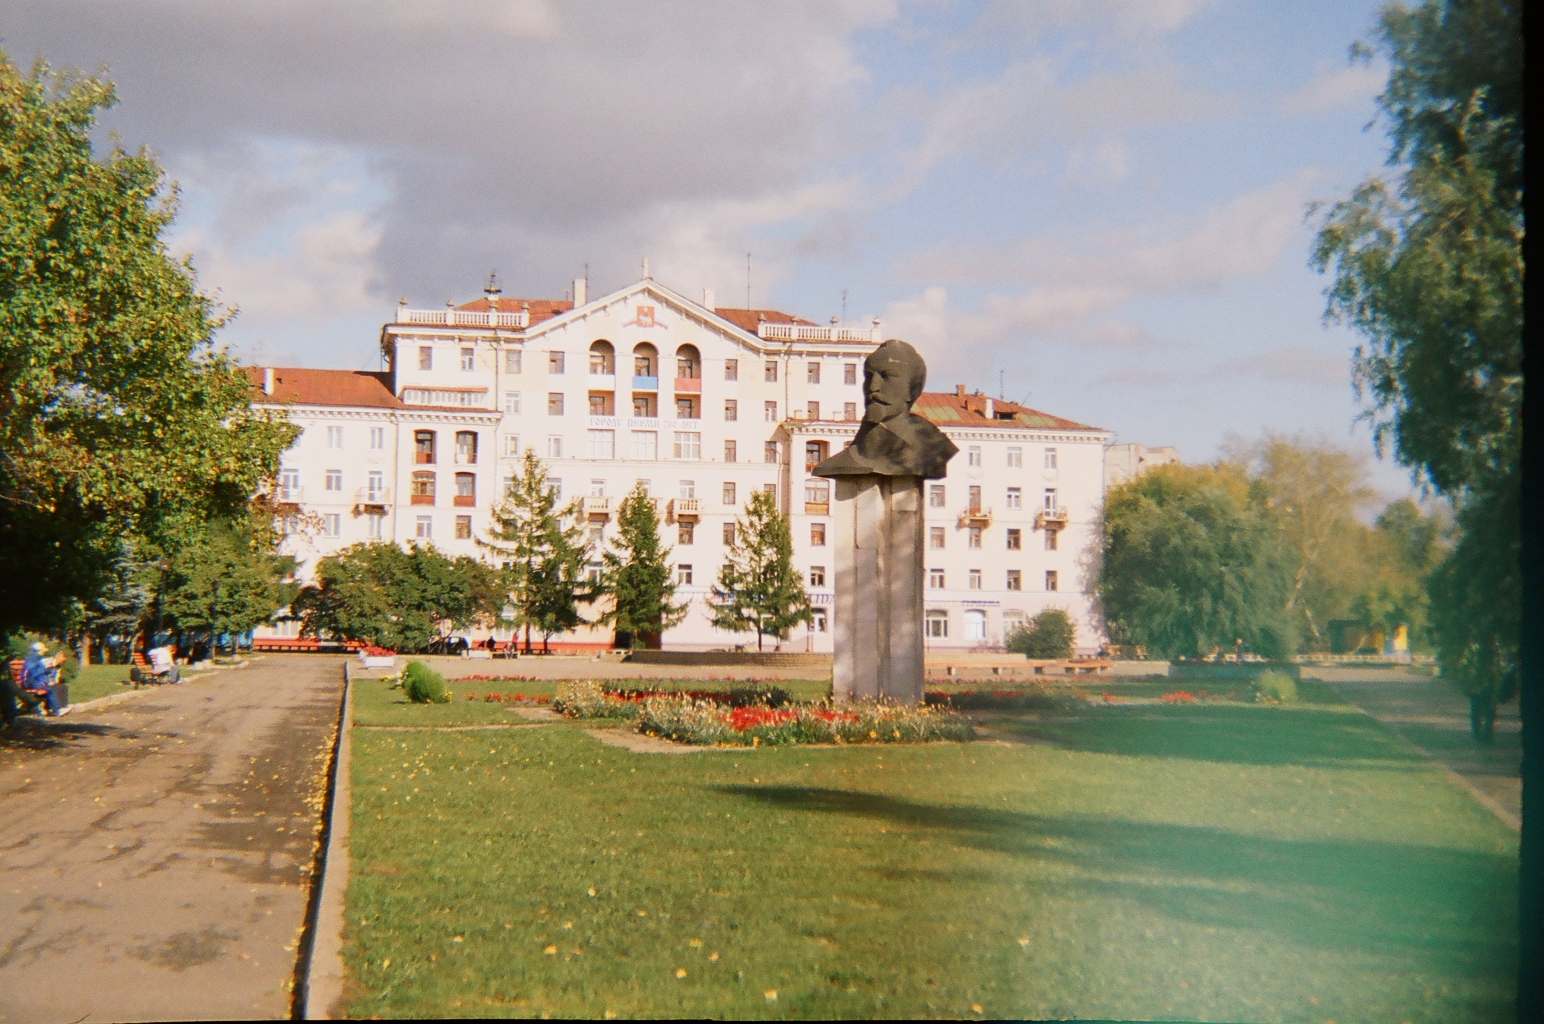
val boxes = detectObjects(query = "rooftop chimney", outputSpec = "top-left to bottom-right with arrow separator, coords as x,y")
572,277 -> 586,307
985,398 -> 994,418
703,287 -> 715,310
263,367 -> 274,396
956,384 -> 965,399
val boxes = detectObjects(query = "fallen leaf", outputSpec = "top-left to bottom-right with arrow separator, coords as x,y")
689,938 -> 704,948
972,1004 -> 983,1014
765,989 -> 778,1001
709,952 -> 720,961
676,968 -> 688,978
544,945 -> 558,955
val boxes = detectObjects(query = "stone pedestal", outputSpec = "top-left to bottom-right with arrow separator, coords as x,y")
831,475 -> 925,703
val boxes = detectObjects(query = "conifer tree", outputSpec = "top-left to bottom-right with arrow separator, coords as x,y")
479,449 -> 591,653
710,489 -> 811,651
597,483 -> 688,648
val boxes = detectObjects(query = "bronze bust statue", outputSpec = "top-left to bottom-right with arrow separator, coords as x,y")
813,339 -> 958,479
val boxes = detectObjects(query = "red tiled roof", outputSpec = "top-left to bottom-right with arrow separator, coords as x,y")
712,308 -> 819,333
912,391 -> 1102,432
456,297 -> 574,326
244,367 -> 402,409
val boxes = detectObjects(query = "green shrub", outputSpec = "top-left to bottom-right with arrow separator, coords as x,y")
1006,608 -> 1076,659
1255,670 -> 1297,704
402,661 -> 448,704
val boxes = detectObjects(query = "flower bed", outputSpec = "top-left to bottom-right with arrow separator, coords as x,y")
638,696 -> 974,747
552,681 -> 796,721
467,691 -> 550,704
455,674 -> 539,683
925,687 -> 1072,712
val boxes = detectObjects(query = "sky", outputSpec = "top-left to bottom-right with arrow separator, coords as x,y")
1,0 -> 1419,503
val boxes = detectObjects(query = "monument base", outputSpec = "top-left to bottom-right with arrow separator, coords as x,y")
831,475 -> 925,703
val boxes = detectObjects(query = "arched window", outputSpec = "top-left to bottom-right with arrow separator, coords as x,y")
964,609 -> 987,641
589,340 -> 615,374
675,344 -> 701,380
633,343 -> 657,379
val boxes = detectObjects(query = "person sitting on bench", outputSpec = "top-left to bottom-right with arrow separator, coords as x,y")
130,645 -> 181,685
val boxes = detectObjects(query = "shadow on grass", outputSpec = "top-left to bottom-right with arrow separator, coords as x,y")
992,703 -> 1422,769
716,783 -> 1515,966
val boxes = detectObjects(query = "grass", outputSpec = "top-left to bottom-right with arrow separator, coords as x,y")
342,686 -> 1517,1020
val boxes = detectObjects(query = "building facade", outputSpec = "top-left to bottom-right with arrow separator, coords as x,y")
252,276 -> 1111,654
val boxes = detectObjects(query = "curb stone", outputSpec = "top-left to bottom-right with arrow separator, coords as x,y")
301,660 -> 353,1018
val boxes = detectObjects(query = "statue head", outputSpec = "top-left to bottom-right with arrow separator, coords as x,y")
862,339 -> 927,424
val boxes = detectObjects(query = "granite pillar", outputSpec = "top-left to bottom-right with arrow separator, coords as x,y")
831,474 -> 925,703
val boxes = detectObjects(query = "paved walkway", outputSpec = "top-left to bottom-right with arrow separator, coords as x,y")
1313,668 -> 1521,829
0,656 -> 344,1023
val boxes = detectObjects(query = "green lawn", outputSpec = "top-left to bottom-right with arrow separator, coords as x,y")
342,689 -> 1517,1020
69,663 -> 137,703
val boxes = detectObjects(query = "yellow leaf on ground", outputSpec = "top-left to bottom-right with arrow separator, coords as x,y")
765,990 -> 778,1001
676,968 -> 688,978
544,945 -> 557,955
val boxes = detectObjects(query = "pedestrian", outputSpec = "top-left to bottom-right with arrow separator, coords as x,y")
2,659 -> 43,727
23,641 -> 70,717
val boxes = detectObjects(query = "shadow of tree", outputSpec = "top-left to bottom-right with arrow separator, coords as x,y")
0,719 -> 119,752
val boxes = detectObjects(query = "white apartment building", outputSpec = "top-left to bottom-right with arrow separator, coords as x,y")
251,275 -> 1110,654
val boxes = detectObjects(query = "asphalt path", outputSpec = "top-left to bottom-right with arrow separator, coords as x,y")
0,656 -> 344,1023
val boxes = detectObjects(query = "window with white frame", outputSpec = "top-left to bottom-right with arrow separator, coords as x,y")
280,468 -> 300,500
548,478 -> 562,499
928,568 -> 945,589
588,429 -> 615,459
418,346 -> 432,370
547,435 -> 563,459
1007,528 -> 1022,550
323,513 -> 340,537
723,522 -> 736,545
812,609 -> 828,633
764,401 -> 778,422
460,347 -> 475,371
1006,569 -> 1022,591
968,526 -> 982,549
724,399 -> 737,421
589,479 -> 606,497
504,434 -> 521,457
678,522 -> 694,545
925,610 -> 948,638
1044,447 -> 1058,469
764,441 -> 778,464
809,565 -> 826,587
1046,570 -> 1059,591
367,513 -> 384,540
844,363 -> 857,386
548,352 -> 565,374
1006,487 -> 1022,509
764,360 -> 777,382
807,361 -> 820,384
367,471 -> 385,500
636,479 -> 652,496
505,350 -> 522,374
504,392 -> 521,414
968,569 -> 982,590
677,564 -> 694,586
679,480 -> 696,499
724,440 -> 737,462
1045,529 -> 1059,551
930,526 -> 945,549
844,402 -> 857,420
929,484 -> 946,507
964,609 -> 986,640
672,432 -> 701,460
415,515 -> 432,539
548,393 -> 564,416
722,481 -> 737,505
1006,446 -> 1022,468
455,515 -> 472,539
325,470 -> 342,492
1044,488 -> 1058,510
810,523 -> 826,546
327,426 -> 343,449
967,445 -> 981,467
370,426 -> 385,450
724,359 -> 738,381
631,431 -> 658,460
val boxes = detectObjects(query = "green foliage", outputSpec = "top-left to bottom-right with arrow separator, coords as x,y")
0,54 -> 296,637
1311,0 -> 1520,701
158,517 -> 295,650
77,542 -> 156,645
596,483 -> 687,648
1254,670 -> 1298,705
3,632 -> 77,685
295,542 -> 497,653
1349,498 -> 1444,648
709,489 -> 812,650
1097,463 -> 1295,660
402,661 -> 448,704
553,680 -> 639,720
480,449 -> 592,652
636,696 -> 975,747
1006,608 -> 1076,659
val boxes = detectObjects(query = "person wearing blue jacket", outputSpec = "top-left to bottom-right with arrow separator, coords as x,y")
22,642 -> 70,717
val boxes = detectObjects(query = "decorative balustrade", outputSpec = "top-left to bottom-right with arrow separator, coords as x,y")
958,506 -> 993,528
756,321 -> 881,343
670,498 -> 701,520
578,496 -> 613,518
1034,507 -> 1069,530
395,307 -> 529,328
353,486 -> 391,506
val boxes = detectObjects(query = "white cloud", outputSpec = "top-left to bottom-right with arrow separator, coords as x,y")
1280,61 -> 1387,116
1205,347 -> 1347,386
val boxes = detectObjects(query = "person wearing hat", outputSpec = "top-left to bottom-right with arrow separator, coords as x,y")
22,641 -> 70,717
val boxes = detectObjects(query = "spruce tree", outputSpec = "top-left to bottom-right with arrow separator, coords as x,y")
597,483 -> 688,649
710,489 -> 812,651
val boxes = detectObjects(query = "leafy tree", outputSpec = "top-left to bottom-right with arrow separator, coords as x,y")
76,541 -> 156,662
1097,463 -> 1296,660
1311,0 -> 1521,735
1348,498 -> 1444,650
294,542 -> 496,653
159,518 -> 296,657
0,54 -> 296,638
478,449 -> 591,653
1006,608 -> 1076,659
597,483 -> 687,649
710,489 -> 811,651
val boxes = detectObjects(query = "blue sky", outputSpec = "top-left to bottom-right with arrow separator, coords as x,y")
2,0 -> 1417,502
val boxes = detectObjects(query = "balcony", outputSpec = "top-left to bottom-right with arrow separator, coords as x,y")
453,495 -> 476,508
588,373 -> 616,390
632,375 -> 659,391
410,493 -> 435,506
804,502 -> 830,516
756,320 -> 882,343
958,506 -> 993,528
352,486 -> 391,512
277,485 -> 304,502
414,452 -> 435,465
1034,507 -> 1069,530
579,496 -> 613,518
673,377 -> 702,393
670,497 -> 701,520
396,306 -> 529,328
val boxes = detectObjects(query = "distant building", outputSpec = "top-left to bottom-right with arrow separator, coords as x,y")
1104,443 -> 1179,489
249,274 -> 1109,653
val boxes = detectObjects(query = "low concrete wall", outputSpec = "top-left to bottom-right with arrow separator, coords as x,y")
624,650 -> 833,669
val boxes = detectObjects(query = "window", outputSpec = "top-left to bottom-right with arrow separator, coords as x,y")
548,477 -> 562,498
724,440 -> 737,463
415,515 -> 432,539
633,394 -> 656,417
678,522 -> 695,544
676,397 -> 698,419
322,513 -> 340,538
724,399 -> 738,421
367,471 -> 385,500
414,430 -> 436,464
844,363 -> 858,386
807,401 -> 820,420
1006,446 -> 1022,468
964,609 -> 986,640
968,569 -> 982,590
279,468 -> 300,500
676,353 -> 698,379
460,347 -> 475,371
809,565 -> 826,587
589,394 -> 608,416
925,610 -> 948,638
679,480 -> 696,499
547,435 -> 563,458
764,401 -> 778,422
673,432 -> 701,460
367,513 -> 384,540
504,392 -> 521,414
1007,528 -> 1022,550
968,526 -> 982,549
930,526 -> 946,549
724,359 -> 738,381
589,346 -> 614,374
844,402 -> 857,421
1044,488 -> 1058,510
455,431 -> 478,464
812,609 -> 828,633
455,515 -> 472,539
723,522 -> 737,545
548,351 -> 565,374
1045,529 -> 1059,551
810,523 -> 826,546
634,351 -> 654,377
455,473 -> 475,506
1007,570 -> 1022,591
677,564 -> 694,586
325,470 -> 342,492
722,482 -> 737,505
1004,611 -> 1026,636
326,425 -> 343,449
370,426 -> 385,450
1006,487 -> 1022,509
804,480 -> 829,508
501,475 -> 515,498
504,434 -> 522,457
1044,448 -> 1058,469
967,445 -> 981,467
1046,570 -> 1059,592
636,479 -> 651,496
505,350 -> 522,374
805,440 -> 828,469
764,359 -> 778,382
418,346 -> 432,370
764,441 -> 779,464
968,485 -> 982,510
807,361 -> 821,384
588,429 -> 616,459
763,483 -> 776,501
631,431 -> 657,460
548,393 -> 565,416
929,484 -> 946,508
928,568 -> 946,589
